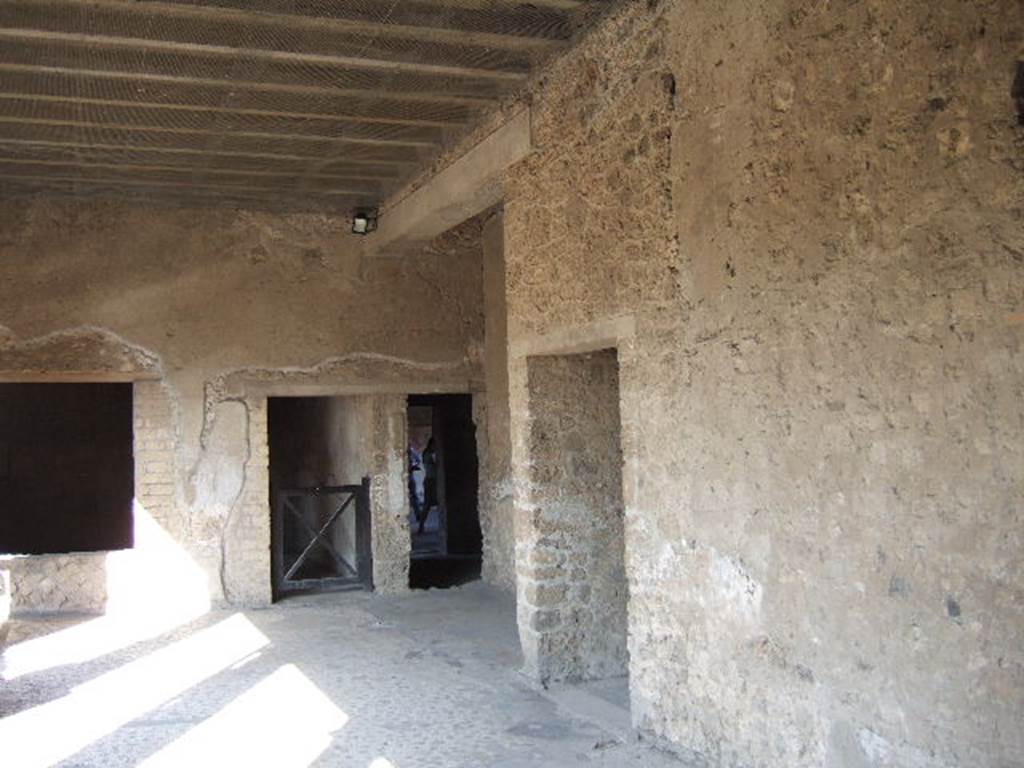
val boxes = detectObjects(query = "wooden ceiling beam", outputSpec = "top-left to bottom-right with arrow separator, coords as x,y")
0,157 -> 396,184
0,92 -> 461,129
3,0 -> 572,51
1,172 -> 370,196
0,116 -> 441,148
0,63 -> 495,107
0,28 -> 530,82
0,180 -> 366,212
0,137 -> 421,167
418,0 -> 588,8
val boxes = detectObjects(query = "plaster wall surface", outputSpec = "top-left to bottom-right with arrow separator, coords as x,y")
479,208 -> 516,590
0,202 -> 484,607
498,1 -> 1024,766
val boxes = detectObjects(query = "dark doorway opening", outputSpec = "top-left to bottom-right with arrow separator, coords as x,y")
407,394 -> 481,589
0,383 -> 134,555
268,396 -> 373,600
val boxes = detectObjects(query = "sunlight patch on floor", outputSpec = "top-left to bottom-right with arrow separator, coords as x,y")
0,614 -> 268,768
2,503 -> 211,683
140,663 -> 349,768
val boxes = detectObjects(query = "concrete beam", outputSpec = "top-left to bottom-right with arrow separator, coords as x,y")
510,316 -> 637,359
368,110 -> 532,254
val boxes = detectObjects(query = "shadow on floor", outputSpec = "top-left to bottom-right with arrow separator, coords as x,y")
409,555 -> 482,590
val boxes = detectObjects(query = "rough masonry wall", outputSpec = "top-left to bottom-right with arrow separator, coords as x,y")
1,553 -> 108,613
0,201 -> 484,607
503,1 -> 1024,766
521,350 -> 628,684
368,394 -> 412,592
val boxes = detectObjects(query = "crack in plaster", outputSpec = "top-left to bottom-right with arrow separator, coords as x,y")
217,396 -> 252,605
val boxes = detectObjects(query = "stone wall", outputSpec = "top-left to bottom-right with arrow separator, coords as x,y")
0,202 -> 485,607
500,0 -> 1024,766
369,394 -> 413,592
519,350 -> 628,684
1,554 -> 108,614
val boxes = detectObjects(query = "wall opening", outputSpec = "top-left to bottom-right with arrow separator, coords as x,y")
1013,61 -> 1024,125
407,394 -> 481,589
0,383 -> 134,555
267,396 -> 372,600
524,349 -> 630,694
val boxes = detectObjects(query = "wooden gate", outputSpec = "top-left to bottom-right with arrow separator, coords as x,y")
273,479 -> 372,595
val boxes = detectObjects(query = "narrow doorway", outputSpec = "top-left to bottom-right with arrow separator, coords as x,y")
267,396 -> 372,600
407,394 -> 481,589
523,349 -> 630,709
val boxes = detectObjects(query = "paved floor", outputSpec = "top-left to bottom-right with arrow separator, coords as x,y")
1,584 -> 683,767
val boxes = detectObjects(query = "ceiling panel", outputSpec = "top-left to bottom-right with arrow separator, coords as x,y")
0,0 -> 613,212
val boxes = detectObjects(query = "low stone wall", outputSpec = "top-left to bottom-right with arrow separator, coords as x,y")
1,553 -> 108,614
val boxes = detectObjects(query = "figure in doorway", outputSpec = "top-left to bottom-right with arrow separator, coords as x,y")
408,439 -> 425,529
421,437 -> 438,534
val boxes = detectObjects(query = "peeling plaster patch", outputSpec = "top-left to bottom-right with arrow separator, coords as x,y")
190,400 -> 247,521
710,551 -> 763,625
188,398 -> 249,603
858,728 -> 892,764
213,351 -> 477,398
634,535 -> 682,585
0,325 -> 163,376
828,720 -> 873,768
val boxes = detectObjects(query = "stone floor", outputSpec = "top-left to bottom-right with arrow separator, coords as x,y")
0,583 -> 684,767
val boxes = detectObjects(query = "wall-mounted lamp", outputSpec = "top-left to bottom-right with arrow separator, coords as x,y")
351,208 -> 379,235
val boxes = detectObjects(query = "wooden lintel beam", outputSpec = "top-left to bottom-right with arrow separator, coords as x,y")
0,370 -> 163,383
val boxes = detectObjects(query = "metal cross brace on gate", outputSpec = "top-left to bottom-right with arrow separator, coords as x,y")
283,490 -> 358,581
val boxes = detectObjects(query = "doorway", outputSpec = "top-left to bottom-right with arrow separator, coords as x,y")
267,396 -> 373,599
407,394 -> 482,589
